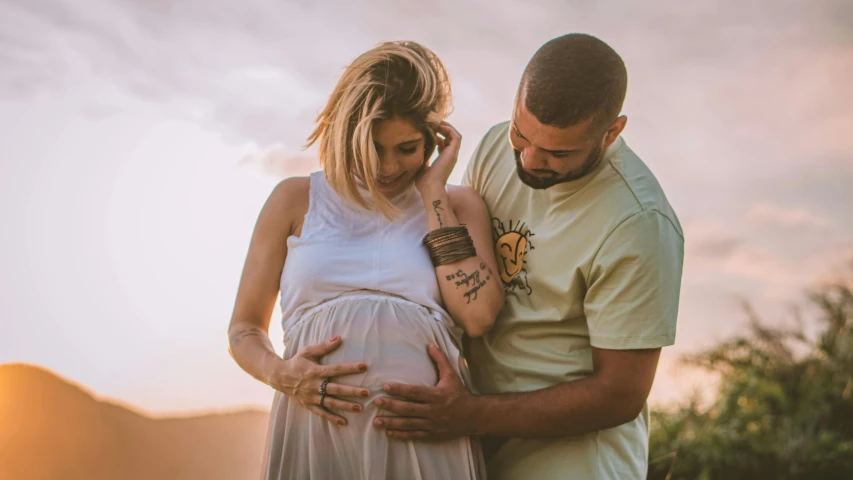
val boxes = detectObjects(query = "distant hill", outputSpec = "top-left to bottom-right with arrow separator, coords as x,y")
0,363 -> 270,480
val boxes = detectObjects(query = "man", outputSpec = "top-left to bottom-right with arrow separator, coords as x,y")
373,33 -> 684,479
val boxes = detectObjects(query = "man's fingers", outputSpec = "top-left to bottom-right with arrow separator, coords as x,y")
427,344 -> 456,381
317,362 -> 368,378
383,382 -> 433,402
318,395 -> 364,413
299,336 -> 342,358
373,397 -> 430,417
324,382 -> 370,398
373,416 -> 431,432
307,405 -> 347,426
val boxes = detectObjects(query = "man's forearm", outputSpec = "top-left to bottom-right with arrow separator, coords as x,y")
470,376 -> 642,438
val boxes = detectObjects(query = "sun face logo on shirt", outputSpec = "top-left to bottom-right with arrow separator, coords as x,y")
492,218 -> 534,295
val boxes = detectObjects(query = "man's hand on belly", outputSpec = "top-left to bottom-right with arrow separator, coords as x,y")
375,346 -> 663,440
372,344 -> 479,441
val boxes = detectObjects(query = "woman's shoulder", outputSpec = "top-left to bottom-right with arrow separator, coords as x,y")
271,176 -> 310,201
267,176 -> 310,210
261,176 -> 311,235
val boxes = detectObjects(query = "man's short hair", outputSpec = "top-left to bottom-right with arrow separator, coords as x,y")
520,33 -> 627,134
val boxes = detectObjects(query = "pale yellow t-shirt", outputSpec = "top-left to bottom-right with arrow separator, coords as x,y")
463,121 -> 684,480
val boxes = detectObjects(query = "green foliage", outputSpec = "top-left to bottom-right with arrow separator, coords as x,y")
649,274 -> 853,480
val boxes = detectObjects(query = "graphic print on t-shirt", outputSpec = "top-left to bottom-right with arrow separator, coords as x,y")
492,218 -> 534,295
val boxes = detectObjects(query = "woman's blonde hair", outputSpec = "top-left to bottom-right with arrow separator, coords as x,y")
306,41 -> 452,218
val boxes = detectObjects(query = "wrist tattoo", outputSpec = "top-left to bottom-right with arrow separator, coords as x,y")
432,200 -> 444,228
445,262 -> 493,303
230,327 -> 266,347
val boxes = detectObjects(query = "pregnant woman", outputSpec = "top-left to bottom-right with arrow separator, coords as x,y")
227,41 -> 504,479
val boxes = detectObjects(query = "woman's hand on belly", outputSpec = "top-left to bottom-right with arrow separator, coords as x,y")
271,336 -> 371,425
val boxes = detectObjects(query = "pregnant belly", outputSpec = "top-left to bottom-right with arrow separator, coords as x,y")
284,294 -> 460,391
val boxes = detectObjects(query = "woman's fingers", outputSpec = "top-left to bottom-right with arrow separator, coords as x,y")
436,122 -> 461,149
434,132 -> 447,152
306,404 -> 348,426
324,381 -> 370,398
297,339 -> 369,379
433,122 -> 461,165
416,121 -> 461,198
438,121 -> 461,139
299,336 -> 343,358
318,394 -> 364,413
317,361 -> 368,379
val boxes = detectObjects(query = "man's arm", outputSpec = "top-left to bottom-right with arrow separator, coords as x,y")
373,344 -> 660,440
471,347 -> 660,437
374,209 -> 682,440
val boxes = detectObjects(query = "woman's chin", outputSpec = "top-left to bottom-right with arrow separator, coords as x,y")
375,175 -> 411,197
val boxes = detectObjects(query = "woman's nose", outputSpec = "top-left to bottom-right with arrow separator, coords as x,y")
378,154 -> 399,177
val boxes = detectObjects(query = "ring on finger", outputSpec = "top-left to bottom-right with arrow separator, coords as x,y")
318,379 -> 330,408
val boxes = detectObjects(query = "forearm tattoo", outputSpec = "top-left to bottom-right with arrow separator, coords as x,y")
445,262 -> 493,303
229,327 -> 266,348
432,200 -> 444,228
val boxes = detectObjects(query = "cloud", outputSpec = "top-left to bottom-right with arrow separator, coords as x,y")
3,0 -> 850,150
687,226 -> 796,287
744,203 -> 833,229
2,0 -> 851,296
238,144 -> 317,179
717,245 -> 800,286
3,0 -> 850,245
687,216 -> 853,300
685,221 -> 743,260
4,0 -> 847,296
0,0 -> 354,145
692,237 -> 742,259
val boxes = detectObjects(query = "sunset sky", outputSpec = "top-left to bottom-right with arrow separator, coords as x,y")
1,0 -> 851,415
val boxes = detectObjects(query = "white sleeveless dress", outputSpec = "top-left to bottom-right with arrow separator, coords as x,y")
262,171 -> 484,479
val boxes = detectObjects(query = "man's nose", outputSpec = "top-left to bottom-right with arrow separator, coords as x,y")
521,147 -> 548,171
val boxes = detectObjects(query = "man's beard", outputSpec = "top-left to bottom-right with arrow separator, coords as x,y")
514,143 -> 604,190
